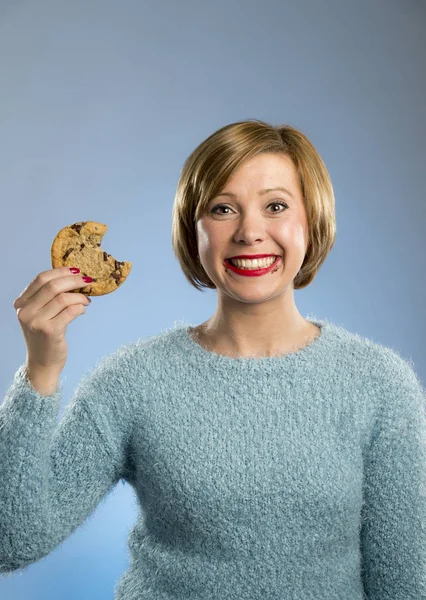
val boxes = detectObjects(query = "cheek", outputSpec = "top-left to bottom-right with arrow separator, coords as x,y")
197,224 -> 228,257
195,223 -> 211,254
282,223 -> 307,251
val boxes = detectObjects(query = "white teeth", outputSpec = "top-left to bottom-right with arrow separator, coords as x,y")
228,257 -> 276,269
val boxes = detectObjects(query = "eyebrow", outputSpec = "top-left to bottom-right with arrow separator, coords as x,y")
214,187 -> 294,199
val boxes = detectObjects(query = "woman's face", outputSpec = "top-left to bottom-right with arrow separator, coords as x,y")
195,153 -> 309,306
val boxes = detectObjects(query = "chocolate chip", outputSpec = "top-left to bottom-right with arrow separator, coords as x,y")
63,248 -> 74,260
70,222 -> 87,234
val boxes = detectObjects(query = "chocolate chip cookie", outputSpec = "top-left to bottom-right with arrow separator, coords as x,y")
51,221 -> 132,296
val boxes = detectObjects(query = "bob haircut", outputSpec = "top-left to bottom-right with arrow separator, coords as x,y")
171,119 -> 336,291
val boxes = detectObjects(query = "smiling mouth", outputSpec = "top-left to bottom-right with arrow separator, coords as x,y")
225,255 -> 280,261
223,256 -> 281,275
225,256 -> 278,267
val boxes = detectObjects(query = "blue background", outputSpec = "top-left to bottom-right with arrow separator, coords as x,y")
1,0 -> 425,598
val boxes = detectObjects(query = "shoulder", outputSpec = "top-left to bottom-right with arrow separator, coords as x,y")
323,318 -> 425,402
84,321 -> 188,383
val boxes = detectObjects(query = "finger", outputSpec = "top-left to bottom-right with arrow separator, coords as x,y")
14,267 -> 85,309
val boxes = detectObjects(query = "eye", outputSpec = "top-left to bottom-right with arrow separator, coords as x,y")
210,201 -> 289,215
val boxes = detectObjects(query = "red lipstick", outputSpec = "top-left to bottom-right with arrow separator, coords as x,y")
228,254 -> 277,259
224,256 -> 281,277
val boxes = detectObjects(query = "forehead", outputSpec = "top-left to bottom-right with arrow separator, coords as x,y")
211,154 -> 301,202
222,154 -> 299,190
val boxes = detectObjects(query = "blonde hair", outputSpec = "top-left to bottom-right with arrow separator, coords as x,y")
171,118 -> 336,291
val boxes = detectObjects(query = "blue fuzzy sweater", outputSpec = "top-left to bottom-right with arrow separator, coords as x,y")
1,317 -> 425,599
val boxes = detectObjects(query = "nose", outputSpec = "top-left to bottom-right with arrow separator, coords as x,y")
232,213 -> 268,246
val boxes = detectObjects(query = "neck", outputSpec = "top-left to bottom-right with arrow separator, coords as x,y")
195,311 -> 316,358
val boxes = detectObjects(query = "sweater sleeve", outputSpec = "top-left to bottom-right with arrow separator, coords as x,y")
0,349 -> 134,573
360,348 -> 426,599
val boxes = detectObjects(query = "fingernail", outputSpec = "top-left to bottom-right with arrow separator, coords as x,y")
69,267 -> 80,274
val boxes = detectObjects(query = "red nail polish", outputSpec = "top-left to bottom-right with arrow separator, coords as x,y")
69,267 -> 80,274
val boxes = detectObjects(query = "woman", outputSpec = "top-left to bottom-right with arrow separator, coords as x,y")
2,119 -> 425,600
171,119 -> 335,358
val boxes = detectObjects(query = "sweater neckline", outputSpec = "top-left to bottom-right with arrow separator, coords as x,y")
175,317 -> 332,367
